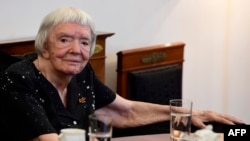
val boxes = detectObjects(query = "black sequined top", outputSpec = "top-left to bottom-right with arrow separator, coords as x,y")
0,54 -> 116,141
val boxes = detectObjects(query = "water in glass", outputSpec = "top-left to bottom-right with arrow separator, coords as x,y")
88,132 -> 111,141
170,113 -> 192,141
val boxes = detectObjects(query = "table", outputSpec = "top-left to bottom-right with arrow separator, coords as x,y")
112,133 -> 224,141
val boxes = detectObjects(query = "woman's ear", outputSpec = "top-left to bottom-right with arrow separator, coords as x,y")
40,42 -> 50,58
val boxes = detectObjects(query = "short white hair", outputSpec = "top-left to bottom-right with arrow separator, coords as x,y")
35,7 -> 96,56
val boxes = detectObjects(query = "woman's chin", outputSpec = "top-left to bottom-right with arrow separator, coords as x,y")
64,69 -> 82,75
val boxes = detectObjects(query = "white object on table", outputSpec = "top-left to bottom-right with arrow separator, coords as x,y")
112,133 -> 224,141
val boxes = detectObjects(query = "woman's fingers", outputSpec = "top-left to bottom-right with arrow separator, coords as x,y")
204,111 -> 244,125
191,116 -> 206,128
191,110 -> 245,129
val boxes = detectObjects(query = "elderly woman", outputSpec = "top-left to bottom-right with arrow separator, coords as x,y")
0,7 -> 243,141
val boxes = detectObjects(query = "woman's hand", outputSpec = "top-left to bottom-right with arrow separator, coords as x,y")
191,110 -> 244,128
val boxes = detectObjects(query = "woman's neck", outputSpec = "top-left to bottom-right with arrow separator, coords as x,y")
33,58 -> 71,107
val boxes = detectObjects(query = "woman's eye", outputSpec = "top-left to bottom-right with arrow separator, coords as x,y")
81,41 -> 89,46
60,38 -> 69,43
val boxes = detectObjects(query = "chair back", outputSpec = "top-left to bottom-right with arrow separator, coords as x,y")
116,42 -> 185,104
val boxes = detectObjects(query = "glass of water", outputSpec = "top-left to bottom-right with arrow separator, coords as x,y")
88,114 -> 112,141
170,99 -> 193,141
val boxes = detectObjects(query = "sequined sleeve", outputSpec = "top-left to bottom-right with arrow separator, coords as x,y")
0,60 -> 57,140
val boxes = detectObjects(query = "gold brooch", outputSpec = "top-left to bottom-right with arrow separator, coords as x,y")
78,97 -> 86,103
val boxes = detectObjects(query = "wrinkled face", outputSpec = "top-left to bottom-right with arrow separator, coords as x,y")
44,22 -> 92,75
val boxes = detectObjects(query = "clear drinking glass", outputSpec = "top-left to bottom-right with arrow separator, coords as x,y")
170,99 -> 193,141
88,114 -> 113,141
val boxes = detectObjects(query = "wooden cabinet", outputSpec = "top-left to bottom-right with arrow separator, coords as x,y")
0,31 -> 114,83
90,32 -> 114,83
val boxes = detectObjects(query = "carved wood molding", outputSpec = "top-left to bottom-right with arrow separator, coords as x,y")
141,52 -> 166,64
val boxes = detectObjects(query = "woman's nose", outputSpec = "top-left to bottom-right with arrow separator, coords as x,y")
70,40 -> 81,53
